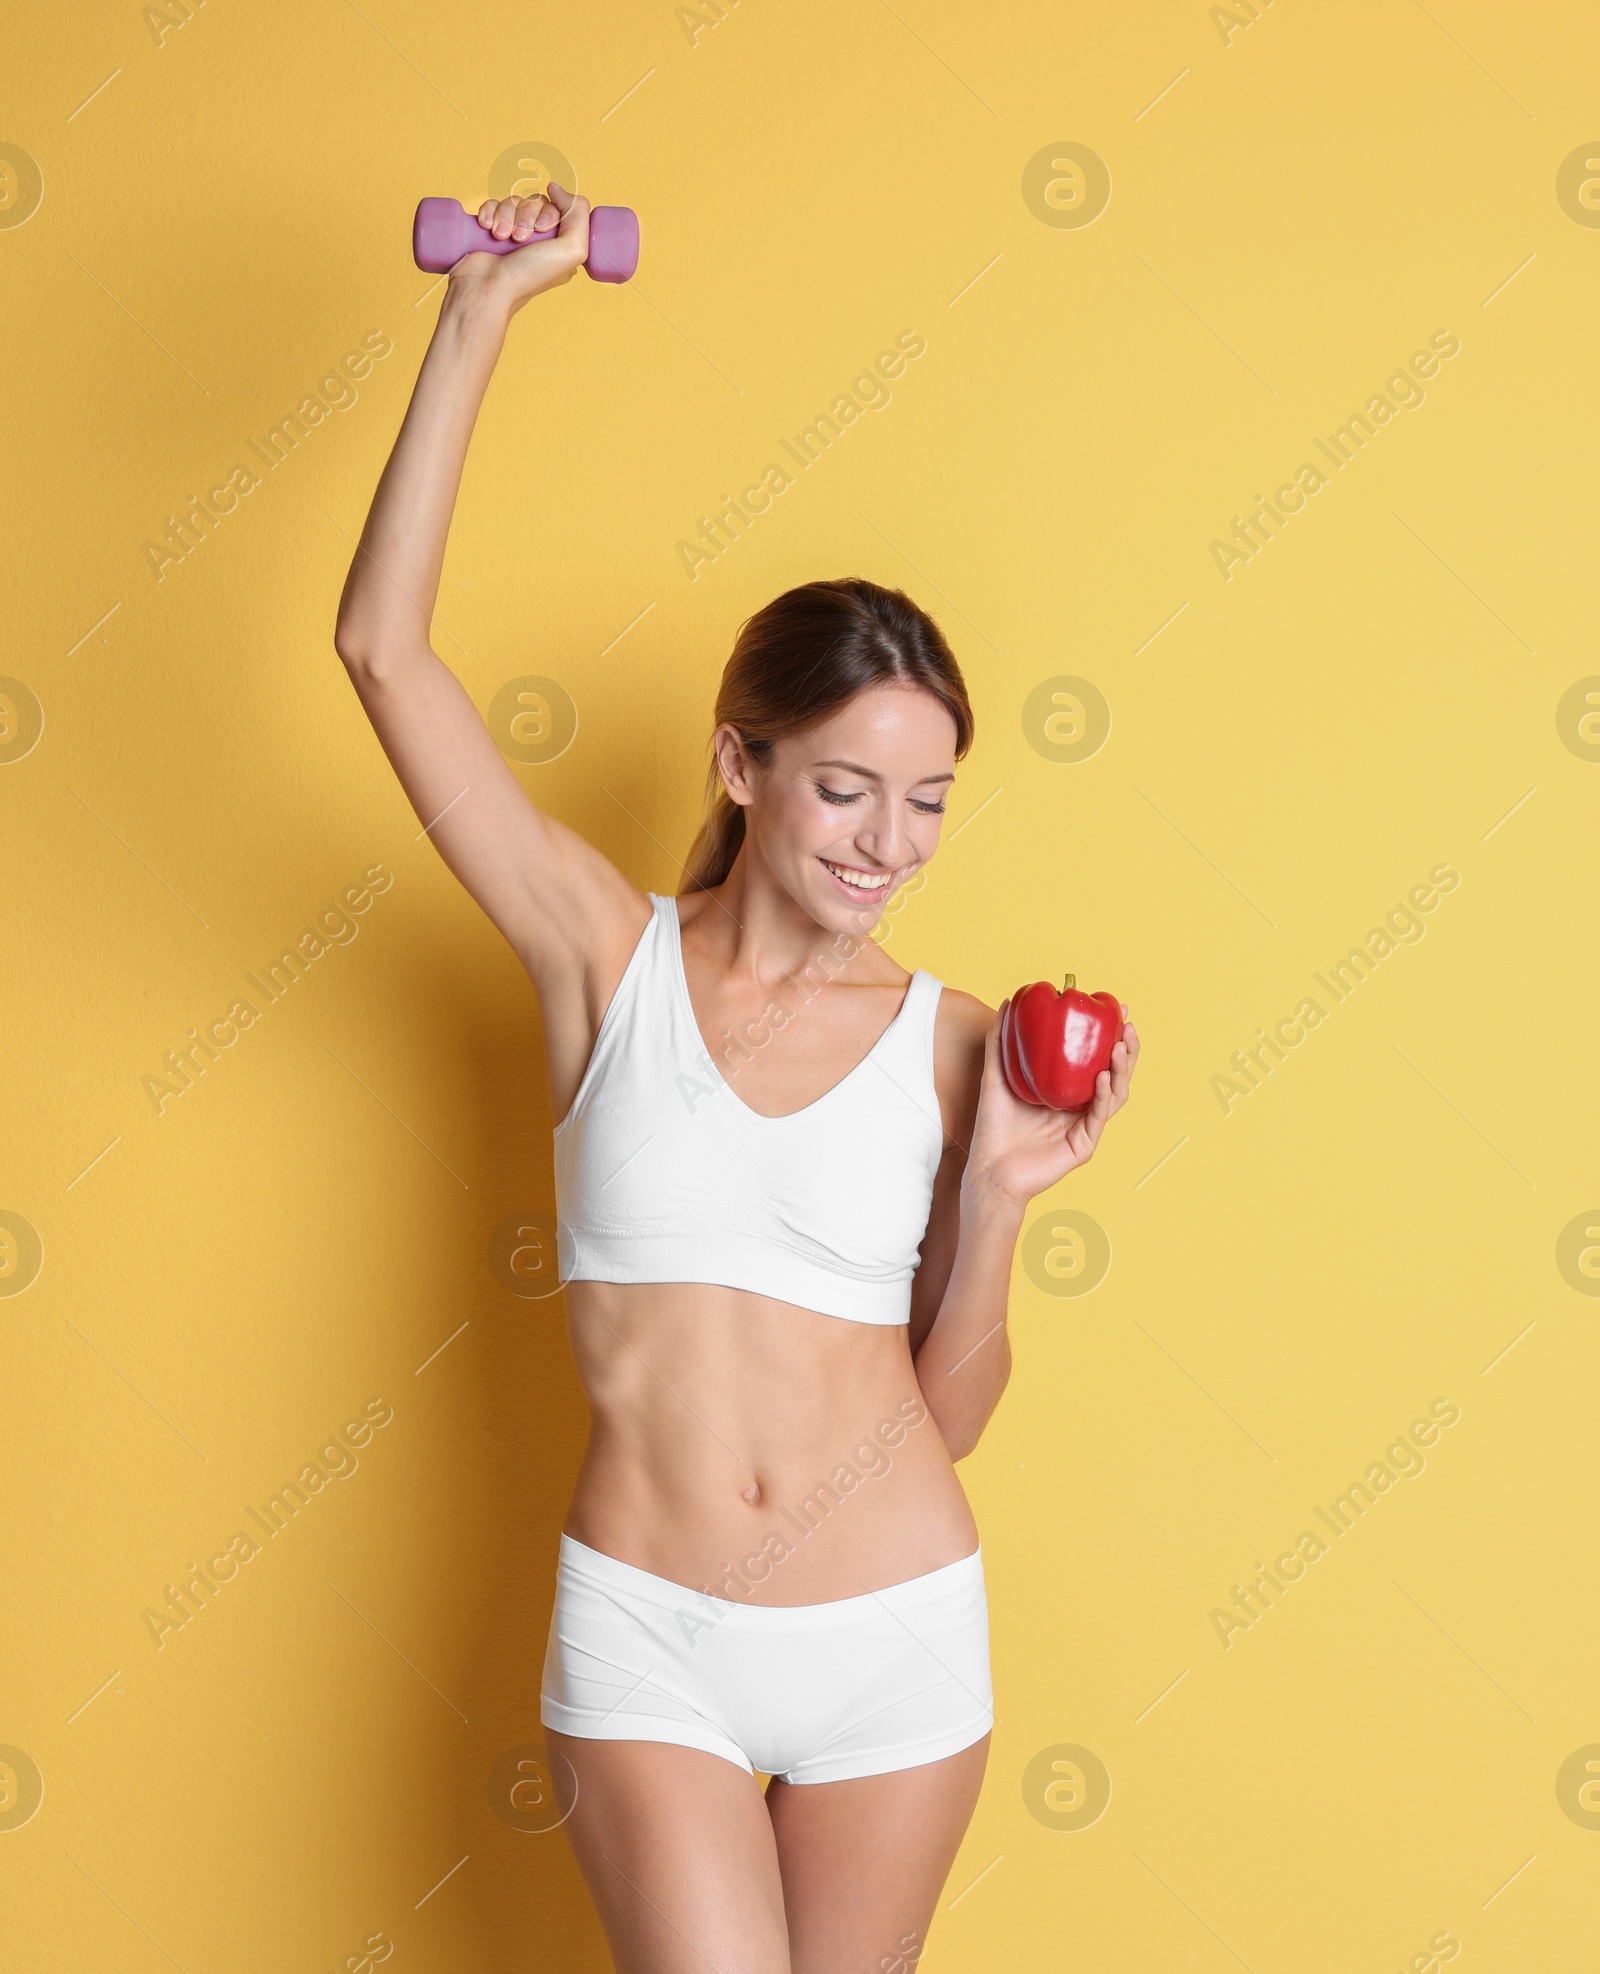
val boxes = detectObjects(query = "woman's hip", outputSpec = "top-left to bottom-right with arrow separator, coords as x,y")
540,1532 -> 993,1786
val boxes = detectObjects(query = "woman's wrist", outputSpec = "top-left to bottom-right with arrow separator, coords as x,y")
958,1165 -> 1028,1232
438,276 -> 512,352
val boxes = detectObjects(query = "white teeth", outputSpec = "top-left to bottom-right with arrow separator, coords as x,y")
824,860 -> 891,890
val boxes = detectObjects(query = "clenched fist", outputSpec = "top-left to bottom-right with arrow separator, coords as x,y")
445,182 -> 591,318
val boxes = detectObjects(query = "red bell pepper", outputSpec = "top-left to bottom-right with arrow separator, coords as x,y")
1001,974 -> 1123,1112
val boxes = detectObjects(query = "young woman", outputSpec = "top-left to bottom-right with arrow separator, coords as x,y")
335,184 -> 1138,1973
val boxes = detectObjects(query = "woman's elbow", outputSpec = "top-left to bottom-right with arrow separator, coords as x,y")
333,607 -> 368,666
955,1357 -> 1013,1462
333,611 -> 384,676
334,618 -> 418,685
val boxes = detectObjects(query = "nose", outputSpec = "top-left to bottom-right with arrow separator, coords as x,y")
855,792 -> 910,870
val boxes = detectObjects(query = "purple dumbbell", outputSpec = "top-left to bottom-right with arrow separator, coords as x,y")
412,197 -> 639,282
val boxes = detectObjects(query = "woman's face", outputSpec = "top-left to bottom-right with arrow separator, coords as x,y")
717,683 -> 960,934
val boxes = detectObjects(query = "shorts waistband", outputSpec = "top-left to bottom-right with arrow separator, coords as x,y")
555,1532 -> 984,1632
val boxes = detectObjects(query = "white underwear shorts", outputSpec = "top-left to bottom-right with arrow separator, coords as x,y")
540,1534 -> 994,1786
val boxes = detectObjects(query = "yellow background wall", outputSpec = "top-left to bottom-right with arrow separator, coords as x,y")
4,1 -> 1598,1967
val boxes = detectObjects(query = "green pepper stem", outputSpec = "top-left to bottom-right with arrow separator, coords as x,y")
1062,973 -> 1075,992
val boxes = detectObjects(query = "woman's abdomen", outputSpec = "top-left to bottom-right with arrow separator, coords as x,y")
559,1279 -> 980,1604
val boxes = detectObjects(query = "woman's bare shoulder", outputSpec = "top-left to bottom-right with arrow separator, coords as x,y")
935,983 -> 998,1041
931,984 -> 996,1136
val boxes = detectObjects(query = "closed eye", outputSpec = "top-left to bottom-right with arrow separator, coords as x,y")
814,781 -> 946,815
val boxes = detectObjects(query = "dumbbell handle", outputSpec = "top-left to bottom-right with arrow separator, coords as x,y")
412,198 -> 639,283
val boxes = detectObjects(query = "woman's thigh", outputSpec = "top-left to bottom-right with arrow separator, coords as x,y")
545,1730 -> 790,1974
765,1736 -> 991,1973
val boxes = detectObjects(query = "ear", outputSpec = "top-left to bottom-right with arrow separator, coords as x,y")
711,723 -> 758,808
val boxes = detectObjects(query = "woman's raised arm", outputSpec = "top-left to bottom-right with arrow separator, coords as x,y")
333,186 -> 649,1104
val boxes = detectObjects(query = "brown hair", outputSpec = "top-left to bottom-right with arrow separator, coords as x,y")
680,577 -> 974,893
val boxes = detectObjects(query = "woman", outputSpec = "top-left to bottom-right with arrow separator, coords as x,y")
335,183 -> 1138,1973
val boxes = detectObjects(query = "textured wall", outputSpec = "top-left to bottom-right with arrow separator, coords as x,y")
4,1 -> 1598,1968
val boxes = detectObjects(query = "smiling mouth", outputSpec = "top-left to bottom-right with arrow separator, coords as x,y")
820,857 -> 895,896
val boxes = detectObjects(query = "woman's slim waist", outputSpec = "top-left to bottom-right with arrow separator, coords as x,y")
564,1421 -> 979,1605
576,1370 -> 954,1514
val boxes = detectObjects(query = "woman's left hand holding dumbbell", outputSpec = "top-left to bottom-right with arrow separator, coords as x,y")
445,184 -> 591,319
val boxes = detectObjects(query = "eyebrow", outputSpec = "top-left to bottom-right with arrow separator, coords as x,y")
812,757 -> 956,786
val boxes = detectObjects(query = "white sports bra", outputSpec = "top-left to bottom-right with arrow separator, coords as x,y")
552,892 -> 946,1325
